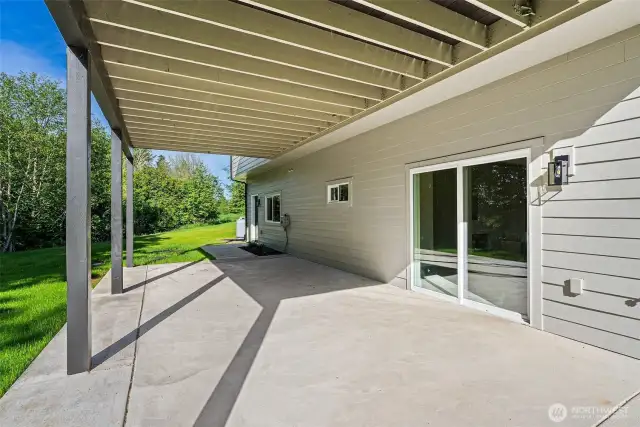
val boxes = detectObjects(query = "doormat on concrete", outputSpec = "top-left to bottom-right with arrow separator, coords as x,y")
241,242 -> 283,256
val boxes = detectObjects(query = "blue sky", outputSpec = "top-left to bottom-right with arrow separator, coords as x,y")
0,0 -> 232,188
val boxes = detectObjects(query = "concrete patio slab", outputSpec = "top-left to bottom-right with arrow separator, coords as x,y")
0,265 -> 148,427
1,255 -> 639,427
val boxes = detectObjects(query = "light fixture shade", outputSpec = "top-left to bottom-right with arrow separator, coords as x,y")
548,162 -> 556,185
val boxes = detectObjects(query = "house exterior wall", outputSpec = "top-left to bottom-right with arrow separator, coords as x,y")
245,26 -> 640,359
234,156 -> 269,178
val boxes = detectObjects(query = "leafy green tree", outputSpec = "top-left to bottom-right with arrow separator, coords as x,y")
1,73 -> 66,251
133,148 -> 153,169
130,151 -> 225,234
228,180 -> 245,215
1,72 -> 229,251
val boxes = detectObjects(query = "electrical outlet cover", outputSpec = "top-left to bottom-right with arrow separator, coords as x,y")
569,278 -> 584,295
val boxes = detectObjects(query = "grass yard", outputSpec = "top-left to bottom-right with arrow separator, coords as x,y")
0,221 -> 237,397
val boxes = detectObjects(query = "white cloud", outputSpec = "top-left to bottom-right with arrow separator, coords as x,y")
0,40 -> 65,81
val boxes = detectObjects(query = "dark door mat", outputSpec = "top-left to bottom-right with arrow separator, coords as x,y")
240,243 -> 283,256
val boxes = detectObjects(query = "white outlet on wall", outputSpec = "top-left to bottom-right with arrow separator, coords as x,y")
569,278 -> 584,295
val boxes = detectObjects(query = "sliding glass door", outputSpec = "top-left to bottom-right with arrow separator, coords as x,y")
411,150 -> 529,321
412,167 -> 459,298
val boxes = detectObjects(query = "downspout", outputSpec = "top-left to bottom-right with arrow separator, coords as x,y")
229,156 -> 248,242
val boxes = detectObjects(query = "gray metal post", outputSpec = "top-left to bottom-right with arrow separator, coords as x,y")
111,129 -> 123,294
66,46 -> 92,374
126,150 -> 134,268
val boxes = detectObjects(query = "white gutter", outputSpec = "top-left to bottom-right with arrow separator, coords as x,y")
250,0 -> 639,174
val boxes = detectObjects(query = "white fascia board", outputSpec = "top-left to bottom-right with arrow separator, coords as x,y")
255,0 -> 639,173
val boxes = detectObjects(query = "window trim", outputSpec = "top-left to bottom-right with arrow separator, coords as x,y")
326,177 -> 353,206
264,192 -> 282,224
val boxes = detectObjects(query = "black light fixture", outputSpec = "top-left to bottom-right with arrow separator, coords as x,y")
548,154 -> 569,186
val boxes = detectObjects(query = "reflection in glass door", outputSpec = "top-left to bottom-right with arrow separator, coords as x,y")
412,167 -> 458,298
464,158 -> 528,318
411,151 -> 529,321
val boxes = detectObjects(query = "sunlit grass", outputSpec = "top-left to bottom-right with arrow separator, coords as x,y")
0,221 -> 236,397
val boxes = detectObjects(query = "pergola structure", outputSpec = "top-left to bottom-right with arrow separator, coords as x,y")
46,0 -> 611,374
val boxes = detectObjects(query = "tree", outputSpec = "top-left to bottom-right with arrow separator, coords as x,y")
228,180 -> 245,215
133,148 -> 154,169
169,153 -> 202,180
1,72 -> 229,251
222,165 -> 245,215
0,72 -> 66,251
130,152 -> 226,234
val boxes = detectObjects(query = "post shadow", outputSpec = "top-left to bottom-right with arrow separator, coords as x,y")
193,305 -> 278,427
190,256 -> 381,427
91,251 -> 381,423
92,273 -> 227,368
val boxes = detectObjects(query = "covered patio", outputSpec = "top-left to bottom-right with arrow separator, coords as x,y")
43,0 -> 628,377
5,0 -> 639,424
1,249 -> 639,426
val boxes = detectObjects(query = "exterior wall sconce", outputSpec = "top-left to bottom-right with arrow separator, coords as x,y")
548,155 -> 569,186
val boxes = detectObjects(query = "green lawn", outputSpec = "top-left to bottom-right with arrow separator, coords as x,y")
0,221 -> 237,397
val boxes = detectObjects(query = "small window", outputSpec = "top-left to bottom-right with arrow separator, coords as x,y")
265,193 -> 281,223
327,180 -> 351,204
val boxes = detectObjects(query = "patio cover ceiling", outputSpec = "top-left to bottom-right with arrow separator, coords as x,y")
46,0 -> 608,159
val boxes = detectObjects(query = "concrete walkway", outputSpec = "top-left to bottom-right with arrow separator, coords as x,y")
1,252 -> 640,426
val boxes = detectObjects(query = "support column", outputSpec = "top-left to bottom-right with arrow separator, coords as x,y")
66,46 -> 91,375
126,150 -> 134,268
111,130 -> 123,294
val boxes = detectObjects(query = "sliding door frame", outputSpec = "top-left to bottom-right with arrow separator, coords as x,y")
408,143 -> 542,326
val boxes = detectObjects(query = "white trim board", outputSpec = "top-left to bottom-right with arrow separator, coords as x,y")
250,1 -> 640,174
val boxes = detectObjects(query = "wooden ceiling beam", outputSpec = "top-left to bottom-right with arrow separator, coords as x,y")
112,80 -> 345,123
352,0 -> 488,50
130,0 -> 428,78
84,1 -> 406,90
118,99 -> 323,133
123,117 -> 302,142
238,0 -> 453,66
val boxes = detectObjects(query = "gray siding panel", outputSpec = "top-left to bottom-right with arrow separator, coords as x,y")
543,267 -> 639,299
544,299 -> 640,340
246,27 -> 640,358
232,156 -> 270,178
543,316 -> 640,359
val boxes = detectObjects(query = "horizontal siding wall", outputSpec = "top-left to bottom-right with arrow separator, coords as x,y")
233,156 -> 269,178
247,26 -> 640,358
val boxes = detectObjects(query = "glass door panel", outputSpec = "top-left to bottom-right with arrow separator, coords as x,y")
412,168 -> 458,297
463,158 -> 528,318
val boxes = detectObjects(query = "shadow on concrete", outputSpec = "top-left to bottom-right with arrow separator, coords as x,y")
91,273 -> 227,369
90,253 -> 380,424
192,257 -> 381,427
124,259 -> 203,293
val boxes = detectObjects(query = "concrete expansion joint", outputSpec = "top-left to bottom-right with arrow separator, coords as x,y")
594,388 -> 640,427
121,265 -> 148,427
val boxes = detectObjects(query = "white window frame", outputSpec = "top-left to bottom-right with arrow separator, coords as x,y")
326,177 -> 353,206
250,194 -> 259,241
264,192 -> 281,224
408,146 -> 540,326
